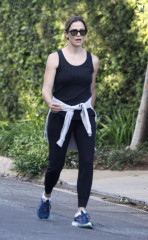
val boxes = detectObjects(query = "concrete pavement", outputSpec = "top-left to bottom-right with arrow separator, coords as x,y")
60,169 -> 148,207
0,156 -> 148,209
1,176 -> 148,240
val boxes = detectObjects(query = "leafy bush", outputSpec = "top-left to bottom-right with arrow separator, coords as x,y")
0,0 -> 147,174
96,107 -> 136,146
1,118 -> 148,175
94,145 -> 147,170
0,120 -> 48,177
8,132 -> 48,177
0,0 -> 148,122
61,144 -> 148,171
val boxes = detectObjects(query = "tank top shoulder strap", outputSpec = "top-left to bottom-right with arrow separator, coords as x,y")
86,51 -> 94,73
56,49 -> 65,69
57,49 -> 62,57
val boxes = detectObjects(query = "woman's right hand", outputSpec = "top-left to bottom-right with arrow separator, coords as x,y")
49,102 -> 62,113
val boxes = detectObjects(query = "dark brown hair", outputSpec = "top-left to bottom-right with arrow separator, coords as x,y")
65,16 -> 87,33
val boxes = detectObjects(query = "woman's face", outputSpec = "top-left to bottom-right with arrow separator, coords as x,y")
65,21 -> 87,47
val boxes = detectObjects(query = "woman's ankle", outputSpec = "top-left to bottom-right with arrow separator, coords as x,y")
44,192 -> 51,198
78,207 -> 85,212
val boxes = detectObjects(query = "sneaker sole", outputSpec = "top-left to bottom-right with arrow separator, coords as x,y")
37,215 -> 50,220
72,221 -> 93,229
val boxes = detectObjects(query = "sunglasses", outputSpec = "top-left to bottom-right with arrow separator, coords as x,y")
68,29 -> 87,36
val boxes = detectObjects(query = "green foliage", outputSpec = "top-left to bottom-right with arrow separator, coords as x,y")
0,117 -> 147,175
95,145 -> 146,170
8,131 -> 48,177
0,0 -> 148,121
0,0 -> 44,120
0,0 -> 148,175
96,107 -> 136,146
0,119 -> 48,177
85,0 -> 148,116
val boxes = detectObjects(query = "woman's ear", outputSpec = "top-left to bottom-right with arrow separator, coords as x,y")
64,30 -> 69,40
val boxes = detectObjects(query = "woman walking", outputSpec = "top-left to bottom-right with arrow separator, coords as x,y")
37,16 -> 99,229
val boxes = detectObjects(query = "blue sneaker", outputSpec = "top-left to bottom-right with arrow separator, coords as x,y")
72,210 -> 93,229
37,198 -> 51,220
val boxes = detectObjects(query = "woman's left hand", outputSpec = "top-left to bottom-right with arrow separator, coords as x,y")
50,102 -> 62,113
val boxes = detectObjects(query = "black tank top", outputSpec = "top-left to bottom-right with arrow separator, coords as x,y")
53,49 -> 94,105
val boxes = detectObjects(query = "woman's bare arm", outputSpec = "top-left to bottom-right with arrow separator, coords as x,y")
42,52 -> 62,112
91,55 -> 99,108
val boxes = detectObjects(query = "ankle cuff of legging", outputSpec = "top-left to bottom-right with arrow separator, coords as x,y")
78,199 -> 88,208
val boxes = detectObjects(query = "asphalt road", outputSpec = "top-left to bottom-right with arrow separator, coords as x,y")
0,176 -> 148,240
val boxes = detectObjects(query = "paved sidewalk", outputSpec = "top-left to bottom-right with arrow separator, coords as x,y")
0,156 -> 148,207
60,169 -> 148,206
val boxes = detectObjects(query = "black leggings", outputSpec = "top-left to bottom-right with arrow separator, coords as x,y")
44,112 -> 96,208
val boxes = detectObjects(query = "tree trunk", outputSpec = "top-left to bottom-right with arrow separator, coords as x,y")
130,63 -> 148,150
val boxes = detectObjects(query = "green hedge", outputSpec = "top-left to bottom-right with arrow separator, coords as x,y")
0,0 -> 148,175
0,0 -> 147,121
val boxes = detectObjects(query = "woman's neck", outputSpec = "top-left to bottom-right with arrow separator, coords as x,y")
64,44 -> 84,55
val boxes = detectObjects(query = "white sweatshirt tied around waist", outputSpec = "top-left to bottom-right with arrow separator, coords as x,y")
45,97 -> 96,149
